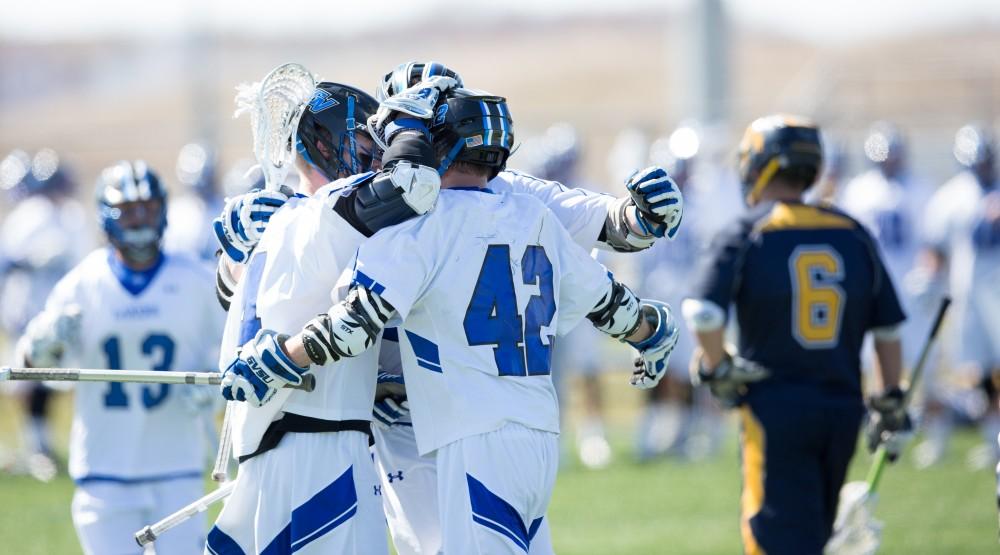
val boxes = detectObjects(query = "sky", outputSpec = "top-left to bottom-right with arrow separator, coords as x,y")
1,0 -> 998,44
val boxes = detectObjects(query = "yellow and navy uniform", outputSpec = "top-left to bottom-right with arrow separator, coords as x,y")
691,200 -> 905,555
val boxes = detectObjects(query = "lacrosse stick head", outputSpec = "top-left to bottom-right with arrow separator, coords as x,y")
825,481 -> 882,555
235,63 -> 317,191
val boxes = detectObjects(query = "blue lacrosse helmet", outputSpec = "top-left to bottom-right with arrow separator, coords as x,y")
96,160 -> 168,262
295,82 -> 380,181
430,88 -> 515,179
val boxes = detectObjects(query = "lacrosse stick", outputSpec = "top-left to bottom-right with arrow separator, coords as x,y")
211,63 -> 318,483
233,62 -> 317,194
0,367 -> 315,391
825,297 -> 951,555
135,481 -> 236,547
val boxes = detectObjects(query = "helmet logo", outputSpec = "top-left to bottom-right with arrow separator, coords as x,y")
433,104 -> 449,126
465,135 -> 484,148
308,90 -> 340,113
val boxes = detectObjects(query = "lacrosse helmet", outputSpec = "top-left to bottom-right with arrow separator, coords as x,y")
430,88 -> 515,179
296,82 -> 380,180
737,114 -> 823,205
96,160 -> 167,263
954,123 -> 996,187
377,61 -> 464,102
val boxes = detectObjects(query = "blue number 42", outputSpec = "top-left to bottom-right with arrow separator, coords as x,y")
463,245 -> 556,376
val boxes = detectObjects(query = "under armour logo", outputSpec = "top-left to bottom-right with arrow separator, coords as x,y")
308,90 -> 340,113
387,470 -> 404,483
373,485 -> 382,496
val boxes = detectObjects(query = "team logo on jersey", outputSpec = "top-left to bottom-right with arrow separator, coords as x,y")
465,135 -> 484,148
308,90 -> 340,113
433,104 -> 449,126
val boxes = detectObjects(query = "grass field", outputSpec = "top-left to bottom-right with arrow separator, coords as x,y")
0,383 -> 997,554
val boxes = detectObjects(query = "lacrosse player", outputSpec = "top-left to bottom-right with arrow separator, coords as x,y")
15,160 -> 223,555
684,115 -> 910,555
164,142 -> 224,261
211,61 -> 683,555
222,85 -> 681,555
1,149 -> 90,480
921,124 -> 1000,468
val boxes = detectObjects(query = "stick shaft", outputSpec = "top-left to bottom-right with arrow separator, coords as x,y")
212,402 -> 235,482
3,367 -> 316,391
135,482 -> 235,546
867,296 -> 951,493
5,368 -> 223,385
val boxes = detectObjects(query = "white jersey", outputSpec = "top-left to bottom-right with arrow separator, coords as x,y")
924,171 -> 1000,304
40,248 -> 223,482
376,170 -> 614,419
489,170 -> 614,249
0,195 -> 90,335
355,188 -> 612,455
924,172 -> 1000,366
220,179 -> 382,457
838,169 -> 931,288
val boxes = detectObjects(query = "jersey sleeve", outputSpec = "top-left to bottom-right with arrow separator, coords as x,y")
688,218 -> 750,311
547,212 -> 615,335
351,223 -> 433,320
497,171 -> 613,250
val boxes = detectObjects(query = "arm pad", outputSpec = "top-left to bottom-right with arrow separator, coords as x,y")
681,298 -> 726,332
215,255 -> 238,311
587,280 -> 643,340
301,285 -> 397,366
600,197 -> 657,253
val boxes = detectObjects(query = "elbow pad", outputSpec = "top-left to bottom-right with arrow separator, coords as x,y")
301,285 -> 396,366
215,256 -> 238,311
600,197 -> 657,253
587,280 -> 642,340
340,160 -> 440,236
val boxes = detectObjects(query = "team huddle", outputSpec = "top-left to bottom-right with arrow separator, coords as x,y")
8,58 -> 974,555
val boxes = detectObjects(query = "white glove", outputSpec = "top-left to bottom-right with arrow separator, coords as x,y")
627,300 -> 680,389
220,329 -> 309,407
213,185 -> 294,263
368,76 -> 459,149
20,305 -> 81,367
626,166 -> 684,240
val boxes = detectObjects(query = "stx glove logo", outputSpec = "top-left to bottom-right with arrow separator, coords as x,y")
308,90 -> 340,113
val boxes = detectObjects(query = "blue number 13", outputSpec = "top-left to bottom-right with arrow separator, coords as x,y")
102,334 -> 175,409
464,245 -> 556,376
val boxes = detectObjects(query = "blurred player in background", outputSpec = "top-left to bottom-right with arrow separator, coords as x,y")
837,123 -> 945,467
635,124 -> 739,461
164,142 -> 224,261
921,124 -> 1000,469
0,149 -> 90,480
686,115 -> 911,555
15,161 -> 223,554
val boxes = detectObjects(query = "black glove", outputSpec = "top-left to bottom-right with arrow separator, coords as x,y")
865,386 -> 914,463
690,351 -> 770,409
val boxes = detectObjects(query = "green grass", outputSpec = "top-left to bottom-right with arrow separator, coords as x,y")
0,386 -> 997,554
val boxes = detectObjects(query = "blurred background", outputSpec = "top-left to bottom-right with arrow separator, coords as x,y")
2,0 -> 1000,553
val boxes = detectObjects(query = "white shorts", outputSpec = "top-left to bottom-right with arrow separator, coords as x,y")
207,431 -> 386,555
373,422 -> 440,555
72,476 -> 203,555
436,423 -> 558,555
